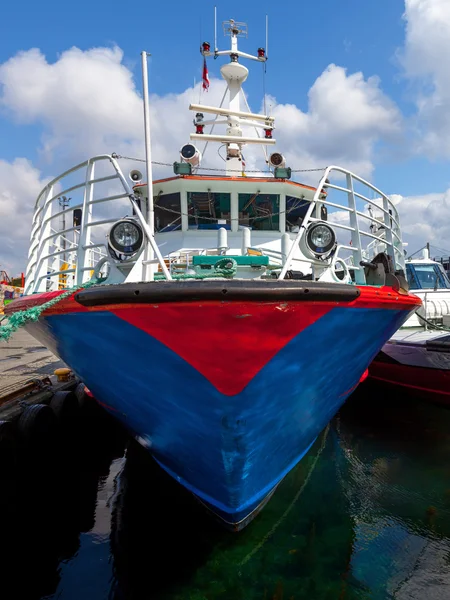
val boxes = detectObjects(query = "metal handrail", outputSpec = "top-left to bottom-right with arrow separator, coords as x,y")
279,165 -> 405,282
25,159 -> 406,293
25,154 -> 172,294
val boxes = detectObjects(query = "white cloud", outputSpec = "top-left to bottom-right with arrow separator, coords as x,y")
0,47 -> 401,177
326,187 -> 450,266
390,189 -> 450,256
0,46 -> 402,273
0,46 -> 232,171
0,47 -> 142,162
0,158 -> 49,276
264,64 -> 401,181
401,0 -> 450,157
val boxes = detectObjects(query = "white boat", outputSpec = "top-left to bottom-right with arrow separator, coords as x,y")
369,247 -> 450,403
3,17 -> 421,529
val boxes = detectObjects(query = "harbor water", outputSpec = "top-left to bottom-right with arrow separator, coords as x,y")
1,382 -> 450,600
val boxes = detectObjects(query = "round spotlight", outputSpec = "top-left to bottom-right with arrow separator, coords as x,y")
108,219 -> 143,256
180,144 -> 202,166
306,223 -> 336,256
269,152 -> 285,168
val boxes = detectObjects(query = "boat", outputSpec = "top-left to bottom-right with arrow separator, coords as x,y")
3,17 -> 421,530
433,255 -> 450,280
369,247 -> 450,403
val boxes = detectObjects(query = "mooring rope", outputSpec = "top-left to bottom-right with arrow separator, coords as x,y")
154,257 -> 238,280
415,310 -> 450,332
0,259 -> 239,342
0,277 -> 102,343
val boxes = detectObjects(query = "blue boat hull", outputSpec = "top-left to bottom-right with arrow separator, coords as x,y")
20,293 -> 413,528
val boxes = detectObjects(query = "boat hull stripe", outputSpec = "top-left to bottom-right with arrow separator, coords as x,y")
21,302 -> 412,523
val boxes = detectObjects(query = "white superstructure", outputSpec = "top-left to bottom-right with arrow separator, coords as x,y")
23,18 -> 405,296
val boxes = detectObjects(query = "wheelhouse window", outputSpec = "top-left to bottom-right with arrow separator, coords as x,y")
238,193 -> 279,231
188,191 -> 231,229
406,263 -> 450,289
155,192 -> 181,232
286,195 -> 310,231
285,195 -> 327,231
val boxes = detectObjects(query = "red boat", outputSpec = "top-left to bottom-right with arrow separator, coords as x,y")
370,250 -> 450,404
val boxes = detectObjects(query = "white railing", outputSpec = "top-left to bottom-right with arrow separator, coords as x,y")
280,166 -> 405,284
25,159 -> 407,293
25,155 -> 171,294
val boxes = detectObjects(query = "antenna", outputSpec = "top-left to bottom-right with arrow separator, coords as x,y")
263,15 -> 269,114
214,6 -> 217,52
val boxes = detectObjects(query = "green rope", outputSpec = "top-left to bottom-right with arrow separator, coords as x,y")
214,257 -> 238,277
0,278 -> 101,343
154,257 -> 238,280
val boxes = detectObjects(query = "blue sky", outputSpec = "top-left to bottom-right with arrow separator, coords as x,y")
3,1 -> 407,180
0,0 -> 413,181
1,0 -> 450,272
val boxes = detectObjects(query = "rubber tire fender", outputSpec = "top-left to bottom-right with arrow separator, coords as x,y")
17,403 -> 57,445
74,382 -> 89,408
50,390 -> 80,422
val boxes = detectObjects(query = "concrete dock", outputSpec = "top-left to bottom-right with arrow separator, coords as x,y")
0,330 -> 66,398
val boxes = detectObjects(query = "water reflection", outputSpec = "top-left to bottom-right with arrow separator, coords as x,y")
1,384 -> 450,600
110,385 -> 450,600
110,427 -> 356,600
336,384 -> 450,599
0,404 -> 127,600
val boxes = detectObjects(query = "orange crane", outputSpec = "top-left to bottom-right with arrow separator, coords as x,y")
0,270 -> 11,285
0,269 -> 24,287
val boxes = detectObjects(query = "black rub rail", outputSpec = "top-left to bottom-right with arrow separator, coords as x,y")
75,280 -> 361,306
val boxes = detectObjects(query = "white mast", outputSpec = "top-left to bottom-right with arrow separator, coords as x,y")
221,20 -> 248,175
141,51 -> 155,280
190,18 -> 275,177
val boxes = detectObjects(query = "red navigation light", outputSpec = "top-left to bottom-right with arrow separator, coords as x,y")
264,128 -> 273,139
202,41 -> 211,53
196,124 -> 205,134
258,47 -> 266,58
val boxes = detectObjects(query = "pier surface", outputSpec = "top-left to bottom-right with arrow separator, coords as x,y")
0,330 -> 66,397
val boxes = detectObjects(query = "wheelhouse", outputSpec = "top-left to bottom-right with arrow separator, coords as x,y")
406,261 -> 450,290
141,176 -> 325,234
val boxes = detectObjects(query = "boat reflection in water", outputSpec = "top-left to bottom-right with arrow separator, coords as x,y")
110,386 -> 450,600
0,406 -> 127,600
2,384 -> 450,599
110,425 -> 358,600
335,384 -> 450,599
